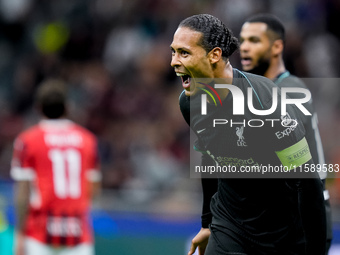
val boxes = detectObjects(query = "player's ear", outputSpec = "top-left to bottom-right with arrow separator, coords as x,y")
209,47 -> 222,64
271,39 -> 284,57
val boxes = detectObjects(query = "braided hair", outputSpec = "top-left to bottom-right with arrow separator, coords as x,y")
179,14 -> 239,61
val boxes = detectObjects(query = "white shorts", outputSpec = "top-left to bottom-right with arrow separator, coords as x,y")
24,237 -> 94,255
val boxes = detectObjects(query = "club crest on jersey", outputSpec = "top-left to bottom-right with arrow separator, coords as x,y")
236,126 -> 247,147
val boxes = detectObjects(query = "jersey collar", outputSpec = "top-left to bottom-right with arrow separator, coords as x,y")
274,71 -> 290,84
39,119 -> 74,129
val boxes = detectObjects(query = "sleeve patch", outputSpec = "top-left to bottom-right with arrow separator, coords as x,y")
10,167 -> 35,181
275,137 -> 312,170
86,169 -> 102,182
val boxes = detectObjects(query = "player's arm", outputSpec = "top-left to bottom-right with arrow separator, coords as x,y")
10,137 -> 35,255
12,177 -> 31,255
86,173 -> 101,199
189,153 -> 217,255
86,137 -> 102,199
297,167 -> 326,255
188,227 -> 211,255
14,180 -> 30,233
14,180 -> 30,230
180,92 -> 215,254
13,180 -> 30,255
276,138 -> 326,254
268,80 -> 326,253
86,156 -> 101,199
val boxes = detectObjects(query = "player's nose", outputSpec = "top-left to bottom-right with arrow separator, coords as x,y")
171,53 -> 181,67
240,40 -> 250,52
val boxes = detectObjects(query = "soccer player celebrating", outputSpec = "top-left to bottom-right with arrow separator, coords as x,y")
171,14 -> 326,255
240,13 -> 332,253
11,79 -> 101,255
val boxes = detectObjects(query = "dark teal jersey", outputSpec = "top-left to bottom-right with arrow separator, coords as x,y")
179,69 -> 326,254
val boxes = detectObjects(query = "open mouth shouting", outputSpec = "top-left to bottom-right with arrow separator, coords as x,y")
176,73 -> 191,90
241,57 -> 252,69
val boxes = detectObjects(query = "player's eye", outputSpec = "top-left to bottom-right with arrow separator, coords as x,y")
250,37 -> 260,43
181,51 -> 189,57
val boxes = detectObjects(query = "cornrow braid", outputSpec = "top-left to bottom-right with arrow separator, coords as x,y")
179,14 -> 239,60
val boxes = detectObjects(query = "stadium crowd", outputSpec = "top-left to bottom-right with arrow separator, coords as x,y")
0,0 -> 340,209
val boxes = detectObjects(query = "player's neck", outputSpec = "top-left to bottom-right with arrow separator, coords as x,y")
212,61 -> 233,101
264,58 -> 286,80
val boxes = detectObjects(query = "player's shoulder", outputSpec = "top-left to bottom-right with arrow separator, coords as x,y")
71,122 -> 97,140
16,124 -> 42,142
234,69 -> 277,91
234,69 -> 279,108
234,69 -> 272,83
279,73 -> 307,89
40,119 -> 97,142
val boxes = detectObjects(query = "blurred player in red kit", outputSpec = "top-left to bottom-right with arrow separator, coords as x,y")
11,79 -> 101,255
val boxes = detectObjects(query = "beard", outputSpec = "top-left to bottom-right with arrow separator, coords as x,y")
246,57 -> 270,76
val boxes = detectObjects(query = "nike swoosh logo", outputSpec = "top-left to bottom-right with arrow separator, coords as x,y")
197,128 -> 206,134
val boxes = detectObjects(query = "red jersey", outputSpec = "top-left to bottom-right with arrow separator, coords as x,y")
11,119 -> 101,246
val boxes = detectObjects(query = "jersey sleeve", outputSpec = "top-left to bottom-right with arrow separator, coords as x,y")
179,90 -> 191,126
274,104 -> 313,169
255,85 -> 312,170
277,76 -> 325,164
11,136 -> 36,181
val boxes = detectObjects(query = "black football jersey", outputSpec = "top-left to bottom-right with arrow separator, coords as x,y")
179,69 -> 322,251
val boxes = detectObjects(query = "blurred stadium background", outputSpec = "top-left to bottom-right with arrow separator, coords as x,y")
0,0 -> 340,254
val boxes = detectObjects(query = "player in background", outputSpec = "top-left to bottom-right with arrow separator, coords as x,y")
11,79 -> 101,255
239,13 -> 332,253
